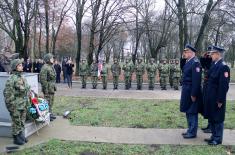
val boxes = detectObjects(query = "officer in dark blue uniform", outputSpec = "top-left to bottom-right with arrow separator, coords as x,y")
180,44 -> 202,139
200,46 -> 213,133
204,46 -> 230,145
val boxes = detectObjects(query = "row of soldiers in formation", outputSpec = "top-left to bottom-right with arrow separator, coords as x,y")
79,57 -> 181,90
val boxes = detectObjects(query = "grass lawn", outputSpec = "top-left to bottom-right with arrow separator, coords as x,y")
53,97 -> 235,129
12,139 -> 235,155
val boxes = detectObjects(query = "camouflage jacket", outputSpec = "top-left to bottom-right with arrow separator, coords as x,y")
169,64 -> 175,75
101,65 -> 108,77
111,63 -> 121,76
122,63 -> 132,77
172,64 -> 181,78
135,63 -> 145,76
79,63 -> 89,76
90,63 -> 98,77
40,64 -> 56,94
3,72 -> 30,111
158,64 -> 169,77
146,64 -> 157,78
129,61 -> 135,73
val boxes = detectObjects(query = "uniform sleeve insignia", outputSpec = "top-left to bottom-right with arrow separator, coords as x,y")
196,67 -> 200,72
224,72 -> 229,78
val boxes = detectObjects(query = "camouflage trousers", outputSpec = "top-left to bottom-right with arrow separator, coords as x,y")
80,75 -> 87,87
44,93 -> 55,113
173,77 -> 180,89
124,76 -> 130,89
101,76 -> 107,89
91,76 -> 98,88
148,77 -> 155,89
10,109 -> 27,135
160,76 -> 168,88
169,74 -> 173,87
113,76 -> 119,88
136,75 -> 143,89
130,74 -> 133,88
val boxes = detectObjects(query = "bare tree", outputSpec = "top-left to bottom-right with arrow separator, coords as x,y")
194,0 -> 220,52
0,0 -> 36,59
51,0 -> 73,55
74,0 -> 87,75
87,0 -> 102,65
44,0 -> 50,53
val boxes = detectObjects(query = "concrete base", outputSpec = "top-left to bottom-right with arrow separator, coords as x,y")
0,113 -> 50,137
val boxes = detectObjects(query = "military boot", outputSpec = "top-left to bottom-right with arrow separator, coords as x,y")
50,113 -> 57,121
19,131 -> 28,143
174,86 -> 179,90
13,134 -> 25,145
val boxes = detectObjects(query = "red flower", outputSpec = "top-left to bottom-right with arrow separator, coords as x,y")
31,98 -> 38,105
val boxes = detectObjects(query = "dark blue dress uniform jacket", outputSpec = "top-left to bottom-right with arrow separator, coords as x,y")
180,57 -> 202,114
204,59 -> 230,123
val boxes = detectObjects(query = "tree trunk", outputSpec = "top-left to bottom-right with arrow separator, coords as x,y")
182,0 -> 188,46
38,15 -> 42,58
75,0 -> 85,76
194,0 -> 214,53
44,0 -> 50,53
88,0 -> 101,65
177,0 -> 185,55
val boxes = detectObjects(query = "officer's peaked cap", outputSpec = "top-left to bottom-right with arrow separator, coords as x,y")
209,45 -> 225,53
184,44 -> 197,53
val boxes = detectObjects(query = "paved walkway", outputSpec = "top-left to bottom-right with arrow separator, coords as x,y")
1,117 -> 235,153
54,83 -> 235,100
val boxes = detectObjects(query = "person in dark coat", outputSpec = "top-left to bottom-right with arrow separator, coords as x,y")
62,58 -> 68,83
54,60 -> 62,83
38,59 -> 44,72
204,46 -> 230,145
33,59 -> 39,73
23,58 -> 32,72
180,44 -> 202,139
200,47 -> 213,133
65,59 -> 74,88
0,63 -> 5,72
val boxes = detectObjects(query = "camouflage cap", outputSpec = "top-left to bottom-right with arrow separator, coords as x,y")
11,59 -> 23,70
43,53 -> 53,63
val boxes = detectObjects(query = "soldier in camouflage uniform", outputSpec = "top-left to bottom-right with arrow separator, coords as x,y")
3,59 -> 30,145
128,56 -> 134,88
40,53 -> 57,121
111,58 -> 121,89
172,59 -> 181,90
135,57 -> 145,90
169,59 -> 175,88
146,58 -> 157,90
100,61 -> 108,89
122,58 -> 132,89
158,59 -> 169,90
79,59 -> 88,88
90,60 -> 98,89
